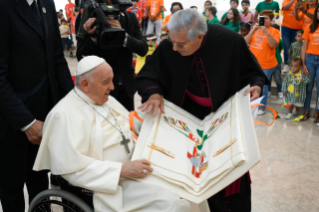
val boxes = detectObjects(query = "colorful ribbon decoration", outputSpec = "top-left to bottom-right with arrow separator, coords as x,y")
241,9 -> 250,17
251,104 -> 279,126
129,111 -> 144,140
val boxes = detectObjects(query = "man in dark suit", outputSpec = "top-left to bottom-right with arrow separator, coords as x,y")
76,0 -> 148,111
0,0 -> 74,211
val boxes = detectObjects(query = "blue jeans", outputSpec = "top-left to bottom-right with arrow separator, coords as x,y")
261,66 -> 277,109
304,54 -> 319,111
268,64 -> 282,92
282,26 -> 301,65
61,38 -> 72,50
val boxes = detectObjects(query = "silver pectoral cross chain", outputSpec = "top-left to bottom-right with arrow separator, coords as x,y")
74,89 -> 131,153
105,105 -> 131,154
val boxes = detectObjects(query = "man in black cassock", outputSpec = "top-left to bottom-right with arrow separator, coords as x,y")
135,9 -> 268,212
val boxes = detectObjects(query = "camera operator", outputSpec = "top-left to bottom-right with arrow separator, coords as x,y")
77,0 -> 148,111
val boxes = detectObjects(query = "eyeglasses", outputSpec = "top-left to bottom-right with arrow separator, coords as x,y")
168,37 -> 191,49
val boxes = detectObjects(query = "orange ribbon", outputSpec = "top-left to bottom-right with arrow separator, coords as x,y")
129,111 -> 144,140
251,104 -> 277,126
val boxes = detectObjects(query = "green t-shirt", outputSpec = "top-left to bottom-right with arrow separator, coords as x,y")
222,21 -> 241,32
207,16 -> 220,24
255,1 -> 280,13
221,11 -> 228,21
275,39 -> 284,64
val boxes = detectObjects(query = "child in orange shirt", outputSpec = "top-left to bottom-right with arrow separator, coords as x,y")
127,0 -> 143,25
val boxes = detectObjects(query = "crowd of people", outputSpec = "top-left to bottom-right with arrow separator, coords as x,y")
1,0 -> 319,212
125,0 -> 319,123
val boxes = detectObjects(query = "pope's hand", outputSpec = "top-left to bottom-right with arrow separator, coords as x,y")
138,94 -> 165,116
25,120 -> 44,145
120,159 -> 153,178
244,86 -> 262,101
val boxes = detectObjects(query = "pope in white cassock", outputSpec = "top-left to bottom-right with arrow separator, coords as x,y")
33,56 -> 191,212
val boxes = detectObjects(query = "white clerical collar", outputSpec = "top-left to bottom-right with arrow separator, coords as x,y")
27,0 -> 37,6
74,86 -> 102,106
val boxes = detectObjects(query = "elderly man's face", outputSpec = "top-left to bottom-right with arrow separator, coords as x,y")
83,62 -> 114,105
170,30 -> 204,56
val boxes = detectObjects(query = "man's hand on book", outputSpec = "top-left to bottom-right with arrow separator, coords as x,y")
139,94 -> 165,116
244,86 -> 261,101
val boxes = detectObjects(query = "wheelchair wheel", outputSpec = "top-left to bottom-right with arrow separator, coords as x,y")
28,189 -> 94,212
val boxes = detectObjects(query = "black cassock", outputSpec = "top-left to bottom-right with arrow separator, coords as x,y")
135,24 -> 267,211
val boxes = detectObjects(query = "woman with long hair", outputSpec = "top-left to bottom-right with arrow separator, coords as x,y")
294,0 -> 318,30
221,8 -> 241,32
301,4 -> 319,123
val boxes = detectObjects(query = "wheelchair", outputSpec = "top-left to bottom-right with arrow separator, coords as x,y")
28,175 -> 94,212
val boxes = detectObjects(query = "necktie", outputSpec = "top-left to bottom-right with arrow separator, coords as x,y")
30,0 -> 43,26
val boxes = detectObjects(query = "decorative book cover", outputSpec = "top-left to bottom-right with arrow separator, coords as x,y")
132,85 -> 260,204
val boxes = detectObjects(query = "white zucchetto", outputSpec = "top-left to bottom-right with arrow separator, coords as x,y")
75,56 -> 106,76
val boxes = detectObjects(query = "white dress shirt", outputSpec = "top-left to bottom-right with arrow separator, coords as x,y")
27,0 -> 36,6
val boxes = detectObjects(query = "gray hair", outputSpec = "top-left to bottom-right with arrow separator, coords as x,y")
75,69 -> 96,87
167,9 -> 208,40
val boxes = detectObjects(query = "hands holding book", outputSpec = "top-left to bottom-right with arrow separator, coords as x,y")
139,86 -> 261,116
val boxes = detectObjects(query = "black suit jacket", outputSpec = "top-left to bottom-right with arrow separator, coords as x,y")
76,11 -> 148,98
0,0 -> 74,142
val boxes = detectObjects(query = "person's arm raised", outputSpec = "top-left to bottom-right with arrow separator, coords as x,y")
76,18 -> 99,61
244,24 -> 258,44
294,3 -> 302,20
283,0 -> 295,10
262,26 -> 279,48
121,12 -> 148,57
297,3 -> 315,19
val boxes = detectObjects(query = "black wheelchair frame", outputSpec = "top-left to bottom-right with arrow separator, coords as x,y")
28,175 -> 94,212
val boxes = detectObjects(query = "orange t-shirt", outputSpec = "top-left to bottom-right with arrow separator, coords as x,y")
127,7 -> 143,21
302,24 -> 319,56
299,7 -> 316,30
148,0 -> 163,20
162,14 -> 172,25
249,27 -> 280,69
65,3 -> 75,18
281,0 -> 303,29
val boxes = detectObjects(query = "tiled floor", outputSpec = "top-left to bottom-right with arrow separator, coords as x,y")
1,56 -> 318,212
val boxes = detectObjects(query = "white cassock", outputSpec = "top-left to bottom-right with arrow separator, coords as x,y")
33,87 -> 190,212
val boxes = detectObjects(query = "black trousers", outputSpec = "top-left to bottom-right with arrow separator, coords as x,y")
207,173 -> 251,212
0,137 -> 49,212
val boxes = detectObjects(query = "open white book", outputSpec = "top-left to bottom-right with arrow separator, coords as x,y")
132,85 -> 260,204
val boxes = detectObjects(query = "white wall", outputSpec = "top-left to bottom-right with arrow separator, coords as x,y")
54,0 -> 284,21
